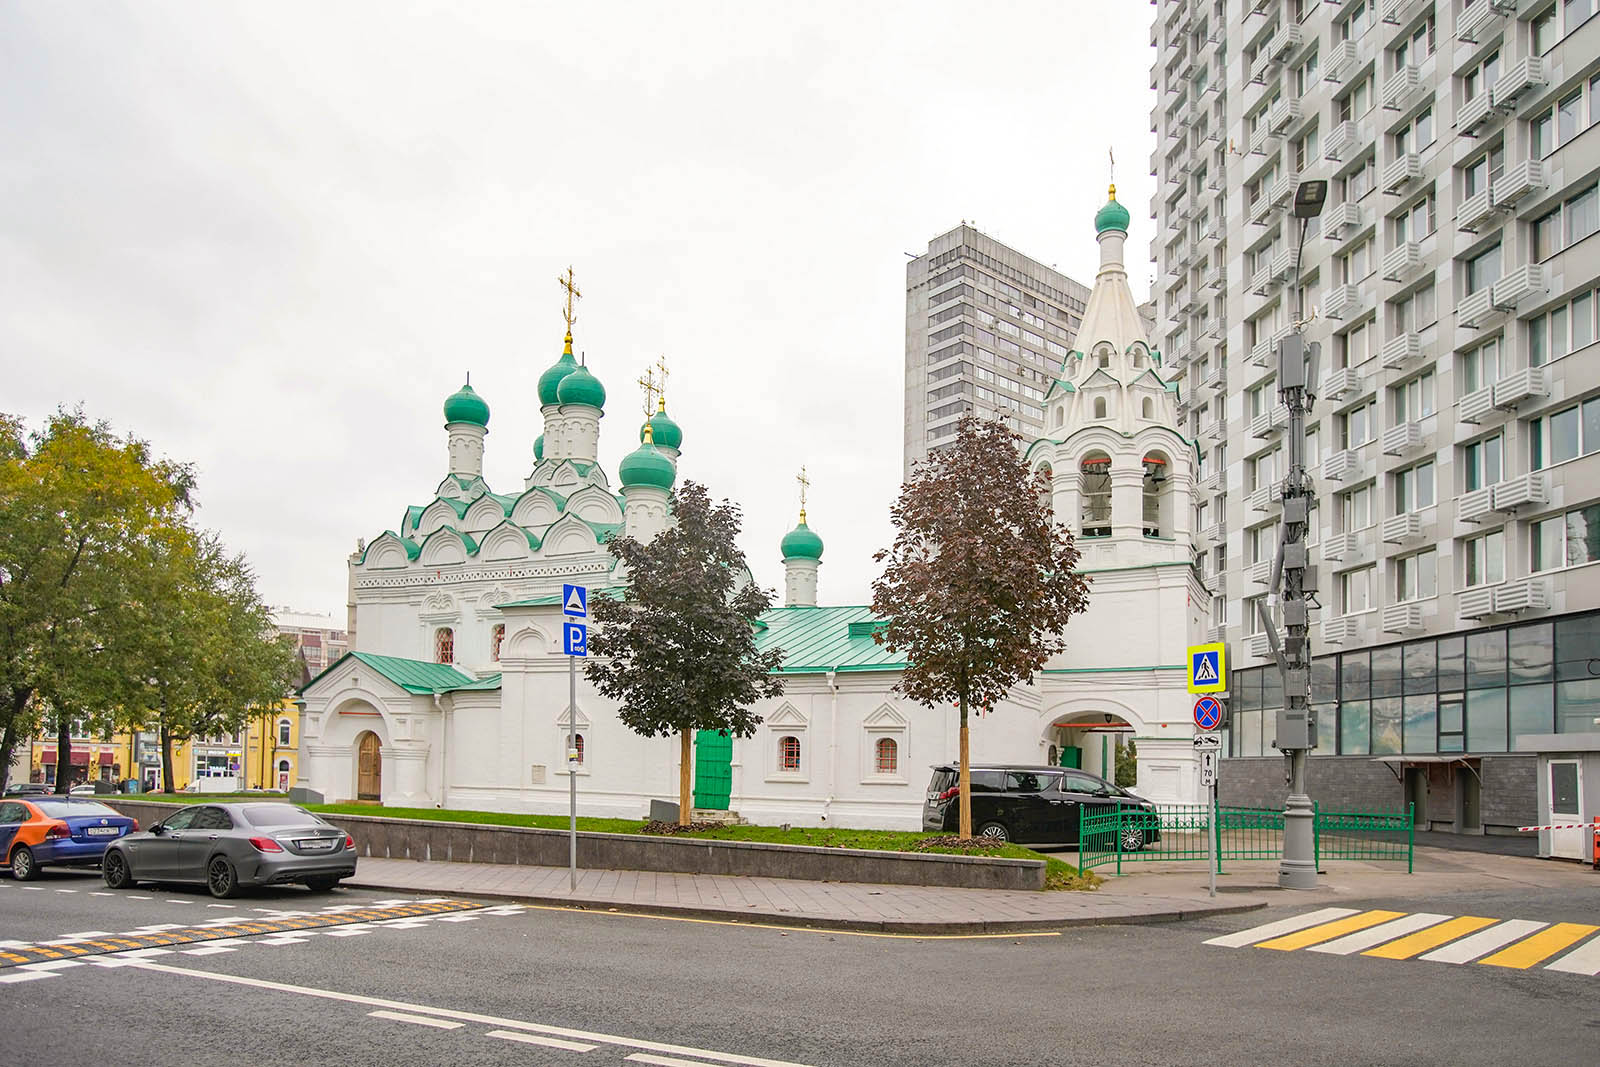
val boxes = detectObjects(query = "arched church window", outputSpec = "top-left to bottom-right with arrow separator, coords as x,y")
1098,350 -> 1110,369
779,735 -> 802,771
434,627 -> 454,665
874,737 -> 898,775
1080,452 -> 1112,537
491,624 -> 505,662
1143,452 -> 1172,538
1093,397 -> 1107,419
1133,351 -> 1144,369
1142,397 -> 1154,419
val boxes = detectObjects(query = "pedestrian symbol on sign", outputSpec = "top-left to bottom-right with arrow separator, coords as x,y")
1193,654 -> 1218,684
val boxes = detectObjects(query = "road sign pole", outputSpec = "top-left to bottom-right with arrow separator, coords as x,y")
1209,776 -> 1218,899
569,651 -> 577,892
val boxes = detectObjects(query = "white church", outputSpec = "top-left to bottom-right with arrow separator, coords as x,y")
297,190 -> 1212,829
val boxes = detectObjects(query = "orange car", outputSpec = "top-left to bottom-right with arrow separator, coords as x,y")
0,796 -> 139,880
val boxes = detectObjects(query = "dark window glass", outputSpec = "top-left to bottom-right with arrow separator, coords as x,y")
1263,668 -> 1285,717
1438,636 -> 1466,691
1061,773 -> 1104,794
1439,697 -> 1464,733
32,799 -> 120,818
1316,704 -> 1338,752
0,802 -> 27,823
1341,701 -> 1371,755
1467,688 -> 1508,752
1508,623 -> 1554,684
241,805 -> 323,828
1312,657 -> 1338,702
161,807 -> 199,831
1341,651 -> 1371,699
1403,640 -> 1436,695
1557,679 -> 1600,732
1467,630 -> 1507,688
1552,763 -> 1580,811
194,808 -> 233,831
969,771 -> 1006,793
1371,698 -> 1403,754
1235,668 -> 1263,712
1439,734 -> 1465,753
1403,695 -> 1438,754
1372,644 -> 1404,698
1510,684 -> 1555,742
1556,615 -> 1600,681
1006,771 -> 1060,793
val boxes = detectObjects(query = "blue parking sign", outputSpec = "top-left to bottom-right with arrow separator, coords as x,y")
563,622 -> 587,657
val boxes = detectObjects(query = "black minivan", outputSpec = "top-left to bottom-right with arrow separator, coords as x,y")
922,764 -> 1160,847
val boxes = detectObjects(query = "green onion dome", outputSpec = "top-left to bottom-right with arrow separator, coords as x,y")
1094,184 -> 1130,235
619,428 -> 675,490
533,434 -> 544,461
780,517 -> 824,561
556,362 -> 606,409
443,381 -> 490,427
537,334 -> 579,407
643,403 -> 683,451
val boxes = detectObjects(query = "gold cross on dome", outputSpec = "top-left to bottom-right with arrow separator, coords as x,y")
558,267 -> 582,330
797,465 -> 810,522
655,355 -> 670,409
636,367 -> 659,417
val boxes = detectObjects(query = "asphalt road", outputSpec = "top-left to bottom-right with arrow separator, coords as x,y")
1,868 -> 1597,1067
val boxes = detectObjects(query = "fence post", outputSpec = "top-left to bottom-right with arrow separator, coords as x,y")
1408,802 -> 1414,875
1313,800 -> 1320,869
1115,803 -> 1123,877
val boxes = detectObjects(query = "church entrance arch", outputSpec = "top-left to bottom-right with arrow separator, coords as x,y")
1043,709 -> 1140,785
356,732 -> 382,801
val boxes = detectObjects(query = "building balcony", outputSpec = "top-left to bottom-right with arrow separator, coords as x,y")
1202,521 -> 1227,546
1250,262 -> 1272,295
1250,334 -> 1277,367
1323,200 -> 1362,235
1380,419 -> 1426,456
1491,471 -> 1549,512
1457,287 -> 1496,329
1324,119 -> 1365,163
1457,92 -> 1496,137
1251,558 -> 1273,585
1323,529 -> 1371,564
1494,577 -> 1550,615
1268,21 -> 1303,61
1270,244 -> 1300,282
1200,468 -> 1222,493
1457,384 -> 1496,424
1492,159 -> 1546,209
1249,51 -> 1275,87
1492,264 -> 1548,312
1381,241 -> 1422,281
1381,511 -> 1426,544
1458,485 -> 1498,523
1248,631 -> 1273,659
1456,188 -> 1497,232
1200,419 -> 1225,441
1380,332 -> 1424,371
1207,623 -> 1227,644
1382,603 -> 1425,635
1323,448 -> 1362,483
1250,482 -> 1283,512
1493,57 -> 1547,111
1382,65 -> 1425,111
1268,96 -> 1303,134
1383,0 -> 1428,23
1250,191 -> 1278,226
1492,366 -> 1549,411
1458,584 -> 1499,620
1202,365 -> 1227,393
1322,365 -> 1362,400
1251,404 -> 1290,439
1381,152 -> 1423,195
1456,0 -> 1515,44
1205,267 -> 1225,291
1269,169 -> 1301,207
1323,284 -> 1362,320
1325,39 -> 1360,86
1323,615 -> 1361,646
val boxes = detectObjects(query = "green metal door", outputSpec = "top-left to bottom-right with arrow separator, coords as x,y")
693,730 -> 733,810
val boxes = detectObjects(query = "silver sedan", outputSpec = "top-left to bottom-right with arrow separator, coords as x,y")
102,802 -> 357,898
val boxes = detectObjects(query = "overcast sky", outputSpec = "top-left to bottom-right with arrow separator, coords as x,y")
2,2 -> 1155,618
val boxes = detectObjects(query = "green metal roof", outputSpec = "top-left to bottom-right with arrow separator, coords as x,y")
299,651 -> 479,695
754,605 -> 904,675
496,587 -> 626,609
447,672 -> 503,691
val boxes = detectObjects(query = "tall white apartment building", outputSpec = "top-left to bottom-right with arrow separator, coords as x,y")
1152,0 -> 1599,834
904,225 -> 1091,480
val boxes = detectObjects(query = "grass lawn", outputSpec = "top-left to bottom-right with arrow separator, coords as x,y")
121,796 -> 1098,890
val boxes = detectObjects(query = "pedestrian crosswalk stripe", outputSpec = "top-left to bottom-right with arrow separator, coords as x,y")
1257,910 -> 1407,951
1418,919 -> 1547,964
1307,913 -> 1450,956
1545,932 -> 1600,976
1479,923 -> 1600,970
1203,907 -> 1358,948
1362,916 -> 1498,960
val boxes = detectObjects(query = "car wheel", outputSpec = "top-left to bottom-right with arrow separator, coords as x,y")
102,850 -> 134,889
977,821 -> 1011,843
304,876 -> 341,893
1119,824 -> 1147,852
206,856 -> 239,899
10,846 -> 38,881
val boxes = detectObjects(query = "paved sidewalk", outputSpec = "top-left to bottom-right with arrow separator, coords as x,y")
345,857 -> 1266,934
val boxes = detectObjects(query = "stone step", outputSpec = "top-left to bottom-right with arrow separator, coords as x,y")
691,809 -> 747,826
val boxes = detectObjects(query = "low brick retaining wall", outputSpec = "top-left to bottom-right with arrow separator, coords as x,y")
103,800 -> 1046,891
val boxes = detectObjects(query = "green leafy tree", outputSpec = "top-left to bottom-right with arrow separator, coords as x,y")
1115,737 -> 1138,788
872,416 -> 1092,839
0,411 -> 193,792
586,481 -> 785,825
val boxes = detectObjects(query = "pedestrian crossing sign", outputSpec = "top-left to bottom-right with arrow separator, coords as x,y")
1188,642 -> 1227,694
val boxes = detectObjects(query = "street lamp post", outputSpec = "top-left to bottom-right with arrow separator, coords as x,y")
1262,179 -> 1327,890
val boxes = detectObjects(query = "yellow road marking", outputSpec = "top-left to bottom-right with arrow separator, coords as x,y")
1256,910 -> 1406,951
1479,923 -> 1600,970
520,903 -> 1063,941
1362,916 -> 1498,960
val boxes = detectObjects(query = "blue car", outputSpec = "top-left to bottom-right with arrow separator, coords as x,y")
0,797 -> 139,880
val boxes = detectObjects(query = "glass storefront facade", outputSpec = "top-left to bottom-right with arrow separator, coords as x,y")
1226,609 -> 1600,758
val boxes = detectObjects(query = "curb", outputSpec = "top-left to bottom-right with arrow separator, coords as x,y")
344,877 -> 1269,935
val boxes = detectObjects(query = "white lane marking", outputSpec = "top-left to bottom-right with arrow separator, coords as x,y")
1420,920 -> 1549,964
1204,908 -> 1360,948
20,886 -> 44,891
629,1055 -> 733,1067
436,915 -> 479,923
54,888 -> 77,894
321,927 -> 372,938
255,937 -> 310,946
1307,913 -> 1452,956
206,904 -> 233,909
126,960 -> 817,1067
0,940 -> 28,948
0,971 -> 56,983
112,948 -> 174,959
20,960 -> 84,972
1546,934 -> 1600,975
180,946 -> 237,956
371,1010 -> 465,1030
126,895 -> 151,900
164,899 -> 193,905
487,1029 -> 596,1052
90,892 -> 114,897
46,931 -> 114,943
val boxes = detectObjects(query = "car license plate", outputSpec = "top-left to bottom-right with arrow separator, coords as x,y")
85,827 -> 120,837
298,839 -> 334,850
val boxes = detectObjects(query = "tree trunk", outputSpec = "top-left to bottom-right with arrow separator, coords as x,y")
0,716 -> 17,793
55,718 -> 72,794
679,731 -> 692,827
958,696 -> 972,840
160,721 -> 175,795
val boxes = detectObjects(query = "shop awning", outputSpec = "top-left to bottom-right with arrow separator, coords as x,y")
38,748 -> 115,765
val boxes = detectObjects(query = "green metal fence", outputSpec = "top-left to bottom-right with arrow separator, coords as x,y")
1078,802 -> 1413,874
